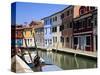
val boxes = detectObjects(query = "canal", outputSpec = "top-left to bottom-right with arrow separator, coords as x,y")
32,49 -> 97,70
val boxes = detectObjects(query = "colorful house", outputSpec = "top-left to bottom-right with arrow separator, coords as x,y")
73,6 -> 97,51
29,20 -> 44,47
23,26 -> 35,48
60,6 -> 74,48
16,25 -> 24,48
42,16 -> 52,48
51,11 -> 63,49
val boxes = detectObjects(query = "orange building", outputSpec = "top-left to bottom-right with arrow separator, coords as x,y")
23,26 -> 35,48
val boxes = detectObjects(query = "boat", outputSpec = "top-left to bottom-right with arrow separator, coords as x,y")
23,51 -> 45,63
22,51 -> 62,71
22,28 -> 62,72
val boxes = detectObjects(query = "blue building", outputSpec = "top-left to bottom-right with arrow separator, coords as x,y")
42,16 -> 52,48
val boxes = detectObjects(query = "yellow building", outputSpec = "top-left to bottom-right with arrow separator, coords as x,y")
23,26 -> 35,48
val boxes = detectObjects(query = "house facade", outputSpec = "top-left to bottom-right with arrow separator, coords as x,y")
73,6 -> 97,51
23,26 -> 35,48
29,20 -> 44,47
42,16 -> 52,48
16,25 -> 24,48
51,12 -> 63,49
61,6 -> 74,48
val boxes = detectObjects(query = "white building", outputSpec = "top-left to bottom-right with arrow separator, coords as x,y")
51,11 -> 63,49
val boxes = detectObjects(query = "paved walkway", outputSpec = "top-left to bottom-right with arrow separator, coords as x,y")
54,48 -> 97,58
37,46 -> 97,58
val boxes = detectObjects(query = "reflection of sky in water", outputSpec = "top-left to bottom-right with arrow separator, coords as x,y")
36,50 -> 97,70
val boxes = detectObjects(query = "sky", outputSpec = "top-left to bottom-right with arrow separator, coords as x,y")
11,2 -> 68,25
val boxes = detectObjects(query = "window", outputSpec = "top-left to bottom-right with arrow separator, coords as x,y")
94,17 -> 97,26
87,7 -> 89,12
53,37 -> 57,43
70,22 -> 72,28
87,17 -> 92,27
73,22 -> 77,29
74,37 -> 78,45
55,16 -> 57,21
80,7 -> 86,15
61,14 -> 64,19
67,11 -> 69,16
53,17 -> 55,22
50,18 -> 52,24
52,16 -> 57,22
49,39 -> 52,44
54,37 -> 57,43
86,36 -> 91,45
90,7 -> 95,10
50,27 -> 52,34
30,39 -> 32,42
80,9 -> 84,15
60,37 -> 64,43
45,39 -> 47,44
52,27 -> 57,32
45,28 -> 47,34
66,37 -> 69,42
45,20 -> 47,25
76,21 -> 80,29
82,18 -> 87,27
79,20 -> 82,28
60,25 -> 64,31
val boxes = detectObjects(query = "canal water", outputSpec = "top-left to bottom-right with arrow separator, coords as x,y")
32,50 -> 97,70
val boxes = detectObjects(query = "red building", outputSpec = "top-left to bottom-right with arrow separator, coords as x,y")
73,6 -> 97,51
60,6 -> 74,48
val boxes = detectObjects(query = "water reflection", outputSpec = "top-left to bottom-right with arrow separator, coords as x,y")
36,50 -> 97,70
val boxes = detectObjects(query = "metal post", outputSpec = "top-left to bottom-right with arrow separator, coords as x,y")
25,39 -> 34,64
32,29 -> 39,56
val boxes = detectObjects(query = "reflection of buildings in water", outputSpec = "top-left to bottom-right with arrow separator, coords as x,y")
78,58 -> 87,68
37,50 -> 97,70
62,55 -> 72,69
53,53 -> 62,67
47,51 -> 53,63
57,54 -> 62,67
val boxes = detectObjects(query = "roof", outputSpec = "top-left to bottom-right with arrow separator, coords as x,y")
41,5 -> 72,20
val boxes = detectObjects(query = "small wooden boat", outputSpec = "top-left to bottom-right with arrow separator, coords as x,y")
23,51 -> 62,72
23,51 -> 45,64
22,29 -> 62,72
